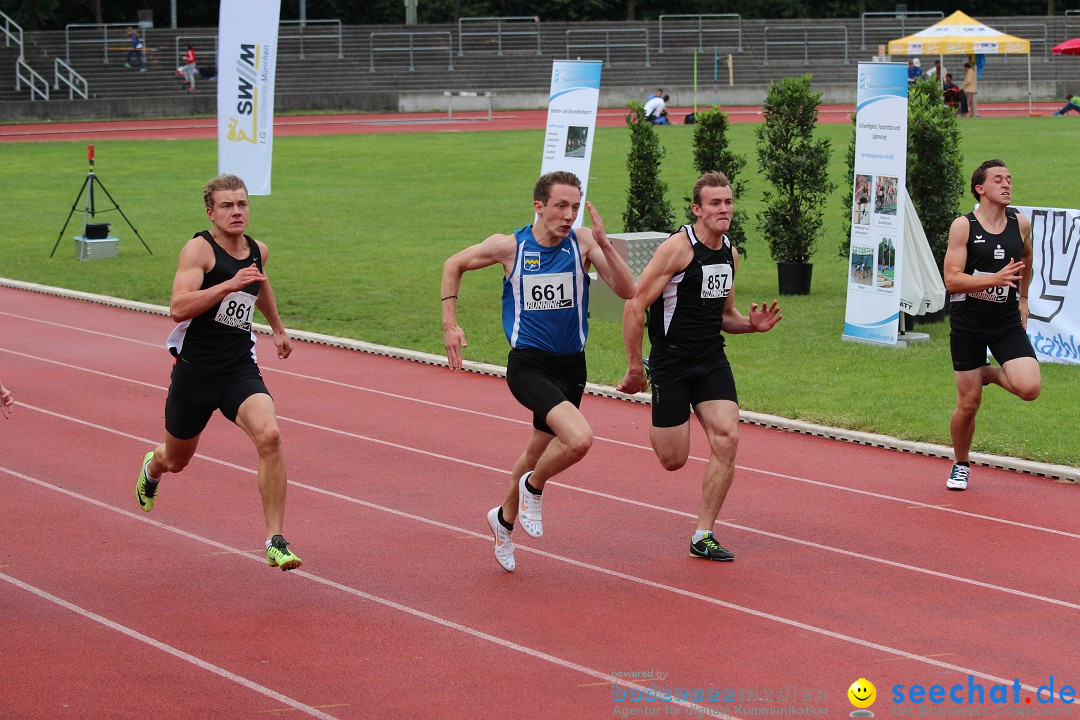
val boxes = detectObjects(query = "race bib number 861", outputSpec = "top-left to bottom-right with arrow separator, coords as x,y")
215,291 -> 256,329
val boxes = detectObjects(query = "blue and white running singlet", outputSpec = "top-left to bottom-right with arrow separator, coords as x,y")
501,225 -> 590,354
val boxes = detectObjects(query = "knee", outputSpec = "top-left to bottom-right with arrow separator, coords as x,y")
562,428 -> 593,461
253,425 -> 283,456
709,426 -> 740,457
659,454 -> 687,472
1018,383 -> 1041,402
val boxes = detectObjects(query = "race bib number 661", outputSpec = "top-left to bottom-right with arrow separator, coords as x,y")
214,290 -> 256,329
523,272 -> 575,310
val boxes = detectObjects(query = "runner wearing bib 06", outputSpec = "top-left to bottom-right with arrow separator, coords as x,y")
942,160 -> 1041,492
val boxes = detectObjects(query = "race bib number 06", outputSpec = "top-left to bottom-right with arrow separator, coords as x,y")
701,263 -> 733,299
523,272 -> 574,310
967,270 -> 1008,304
215,291 -> 256,329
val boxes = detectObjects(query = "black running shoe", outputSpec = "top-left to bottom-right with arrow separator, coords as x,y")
690,532 -> 735,561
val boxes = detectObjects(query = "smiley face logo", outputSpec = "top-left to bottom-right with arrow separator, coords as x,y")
848,678 -> 877,709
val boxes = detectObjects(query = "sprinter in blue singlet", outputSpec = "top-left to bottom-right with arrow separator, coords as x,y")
442,171 -> 635,572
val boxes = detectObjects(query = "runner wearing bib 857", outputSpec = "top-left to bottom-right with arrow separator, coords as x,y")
135,174 -> 303,571
618,171 -> 782,562
943,159 -> 1041,491
442,171 -> 635,572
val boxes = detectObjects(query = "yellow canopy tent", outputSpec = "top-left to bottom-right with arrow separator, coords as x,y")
888,10 -> 1032,112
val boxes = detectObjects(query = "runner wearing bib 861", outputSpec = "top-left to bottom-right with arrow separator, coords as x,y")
943,159 -> 1041,491
135,174 -> 303,571
442,171 -> 635,572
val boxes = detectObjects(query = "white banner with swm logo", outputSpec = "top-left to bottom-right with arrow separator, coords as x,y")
217,0 -> 280,195
1013,205 -> 1080,365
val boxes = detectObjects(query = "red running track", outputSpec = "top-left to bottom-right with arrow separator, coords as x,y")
1,284 -> 1078,719
0,102 -> 1065,143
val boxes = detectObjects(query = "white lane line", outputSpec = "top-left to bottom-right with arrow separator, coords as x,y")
2,345 -> 1076,542
1,466 -> 732,720
11,398 -> 1080,612
0,571 -> 340,720
2,464 -> 1045,698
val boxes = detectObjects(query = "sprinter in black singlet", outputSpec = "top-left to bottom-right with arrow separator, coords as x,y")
618,171 -> 782,562
943,160 -> 1041,491
135,174 -> 303,570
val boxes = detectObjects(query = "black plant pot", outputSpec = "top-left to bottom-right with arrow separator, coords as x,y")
776,262 -> 813,295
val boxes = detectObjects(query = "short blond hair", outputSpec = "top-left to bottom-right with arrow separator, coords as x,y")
692,171 -> 731,206
203,174 -> 248,209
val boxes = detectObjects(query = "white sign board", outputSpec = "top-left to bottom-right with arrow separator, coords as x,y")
1013,205 -> 1080,365
217,0 -> 281,195
843,63 -> 909,345
539,61 -> 602,228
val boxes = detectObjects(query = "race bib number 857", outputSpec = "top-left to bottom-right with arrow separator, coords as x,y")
523,272 -> 574,310
215,291 -> 256,329
701,263 -> 733,300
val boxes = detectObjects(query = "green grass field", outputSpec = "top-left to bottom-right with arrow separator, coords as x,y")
1,117 -> 1076,465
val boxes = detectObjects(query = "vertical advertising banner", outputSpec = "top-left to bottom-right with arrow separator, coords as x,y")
1012,205 -> 1080,365
539,61 -> 602,228
843,63 -> 909,345
217,0 -> 281,195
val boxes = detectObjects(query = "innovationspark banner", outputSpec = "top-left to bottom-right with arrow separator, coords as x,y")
843,62 -> 909,345
1012,205 -> 1080,365
539,61 -> 602,228
217,0 -> 280,195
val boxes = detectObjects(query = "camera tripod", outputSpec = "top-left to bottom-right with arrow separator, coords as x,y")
51,145 -> 152,257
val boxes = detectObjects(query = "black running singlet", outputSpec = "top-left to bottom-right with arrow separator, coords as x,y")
949,209 -> 1024,333
647,224 -> 734,357
166,231 -> 263,372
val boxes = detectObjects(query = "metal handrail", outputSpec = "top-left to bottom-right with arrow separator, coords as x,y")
859,11 -> 943,50
1,10 -> 23,59
54,58 -> 88,99
658,14 -> 742,54
999,23 -> 1048,61
565,28 -> 650,68
65,22 -> 138,64
279,19 -> 343,60
457,16 -> 541,57
763,25 -> 849,66
369,31 -> 453,72
16,58 -> 48,100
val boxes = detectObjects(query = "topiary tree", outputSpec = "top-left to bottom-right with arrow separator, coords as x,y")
755,75 -> 836,266
623,100 -> 674,233
907,76 -> 964,271
686,106 -> 748,256
838,112 -> 856,257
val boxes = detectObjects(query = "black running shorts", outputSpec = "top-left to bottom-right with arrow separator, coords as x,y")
506,348 -> 587,434
648,347 -> 738,428
164,359 -> 271,439
950,323 -> 1036,372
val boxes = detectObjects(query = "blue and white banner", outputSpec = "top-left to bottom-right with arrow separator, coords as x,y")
539,61 -> 602,228
217,0 -> 280,195
843,63 -> 909,345
1013,205 -> 1080,365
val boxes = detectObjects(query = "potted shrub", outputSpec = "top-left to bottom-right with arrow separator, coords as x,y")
623,100 -> 673,233
755,75 -> 835,295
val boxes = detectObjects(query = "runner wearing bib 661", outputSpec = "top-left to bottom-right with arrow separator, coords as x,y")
441,171 -> 635,572
135,174 -> 303,571
943,159 -> 1041,492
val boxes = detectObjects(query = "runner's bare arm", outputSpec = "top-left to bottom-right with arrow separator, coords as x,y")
169,237 -> 266,322
441,233 -> 517,370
